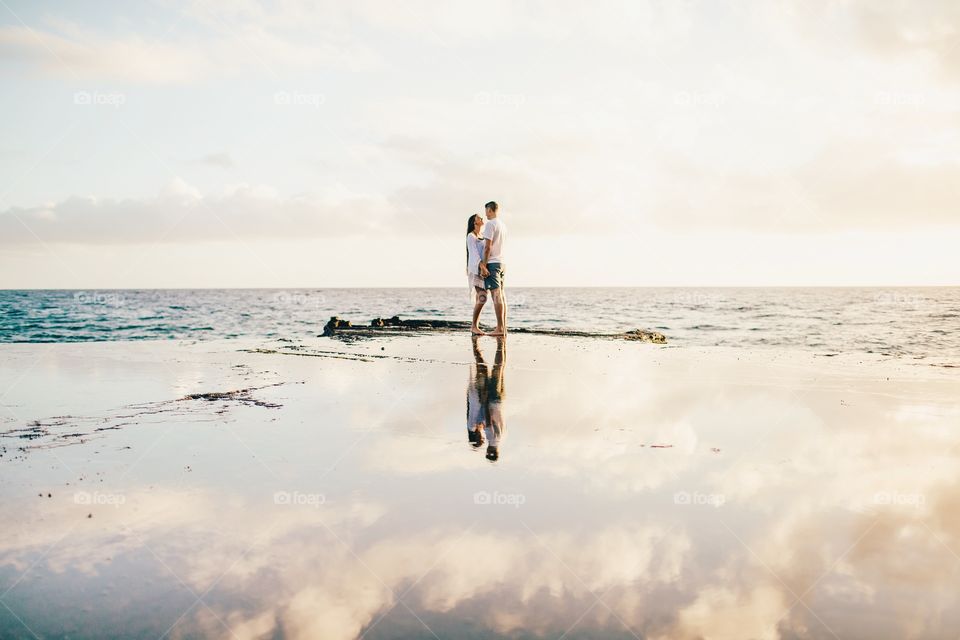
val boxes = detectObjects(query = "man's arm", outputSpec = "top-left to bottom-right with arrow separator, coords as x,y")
480,238 -> 492,276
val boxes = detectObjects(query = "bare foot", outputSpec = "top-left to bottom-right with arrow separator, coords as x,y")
487,329 -> 505,336
471,327 -> 486,335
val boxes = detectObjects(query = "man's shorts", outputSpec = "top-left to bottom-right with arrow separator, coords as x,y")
484,263 -> 504,290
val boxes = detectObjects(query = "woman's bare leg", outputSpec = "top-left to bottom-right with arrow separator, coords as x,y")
471,288 -> 487,334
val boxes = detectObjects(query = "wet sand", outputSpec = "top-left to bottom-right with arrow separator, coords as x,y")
1,334 -> 959,639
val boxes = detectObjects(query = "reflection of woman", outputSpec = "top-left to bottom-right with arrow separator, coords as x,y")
467,335 -> 506,461
466,214 -> 488,335
466,337 -> 487,448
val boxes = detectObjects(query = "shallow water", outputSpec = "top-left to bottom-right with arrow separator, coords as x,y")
1,287 -> 958,366
1,335 -> 959,639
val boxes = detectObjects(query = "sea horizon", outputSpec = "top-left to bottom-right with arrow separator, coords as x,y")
2,284 -> 957,290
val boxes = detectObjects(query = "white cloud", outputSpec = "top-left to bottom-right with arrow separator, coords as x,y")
200,152 -> 236,169
0,179 -> 393,245
0,13 -> 379,84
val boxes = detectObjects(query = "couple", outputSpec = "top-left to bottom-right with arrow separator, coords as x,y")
466,201 -> 507,336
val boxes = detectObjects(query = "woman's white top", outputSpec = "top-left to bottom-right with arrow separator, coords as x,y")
467,366 -> 486,428
466,232 -> 484,276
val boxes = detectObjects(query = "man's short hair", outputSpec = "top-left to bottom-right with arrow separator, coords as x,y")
485,201 -> 498,213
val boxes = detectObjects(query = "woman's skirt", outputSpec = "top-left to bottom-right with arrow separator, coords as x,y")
468,272 -> 486,290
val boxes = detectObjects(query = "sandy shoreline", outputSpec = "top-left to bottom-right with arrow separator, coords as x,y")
1,334 -> 959,639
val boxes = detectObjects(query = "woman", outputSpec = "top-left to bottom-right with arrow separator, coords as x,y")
466,214 -> 488,335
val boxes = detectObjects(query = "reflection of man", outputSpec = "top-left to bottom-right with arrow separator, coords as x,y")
468,336 -> 506,461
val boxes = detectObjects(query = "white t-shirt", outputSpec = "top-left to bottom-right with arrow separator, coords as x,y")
483,217 -> 506,264
466,233 -> 484,275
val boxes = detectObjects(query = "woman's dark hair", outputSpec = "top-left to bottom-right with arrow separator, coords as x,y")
466,214 -> 479,235
466,214 -> 479,267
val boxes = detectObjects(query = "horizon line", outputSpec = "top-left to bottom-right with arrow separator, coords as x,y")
2,285 -> 958,291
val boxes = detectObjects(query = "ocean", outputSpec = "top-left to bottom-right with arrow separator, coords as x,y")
1,287 -> 957,366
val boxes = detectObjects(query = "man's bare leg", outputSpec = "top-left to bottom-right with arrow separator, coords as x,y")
489,288 -> 506,336
471,288 -> 487,334
499,289 -> 507,334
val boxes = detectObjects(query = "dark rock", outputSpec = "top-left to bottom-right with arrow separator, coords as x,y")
623,329 -> 667,344
321,313 -> 667,343
323,316 -> 355,336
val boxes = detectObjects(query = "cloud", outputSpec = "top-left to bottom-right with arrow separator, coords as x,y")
0,14 -> 379,84
186,522 -> 691,640
200,152 -> 236,169
845,0 -> 960,79
4,122 -> 960,249
384,128 -> 960,235
648,132 -> 960,231
0,24 -> 208,84
0,179 -> 394,245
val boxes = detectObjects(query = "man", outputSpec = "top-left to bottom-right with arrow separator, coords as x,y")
479,201 -> 507,336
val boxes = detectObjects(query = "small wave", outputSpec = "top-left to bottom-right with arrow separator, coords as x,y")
687,324 -> 734,331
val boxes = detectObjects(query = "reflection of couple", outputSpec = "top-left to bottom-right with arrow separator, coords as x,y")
466,201 -> 507,336
467,335 -> 506,461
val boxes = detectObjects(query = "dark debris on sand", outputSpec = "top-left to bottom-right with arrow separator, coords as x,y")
181,384 -> 284,409
321,315 -> 667,343
2,383 -> 291,456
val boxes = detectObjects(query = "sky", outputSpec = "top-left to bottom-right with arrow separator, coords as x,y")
0,0 -> 958,288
